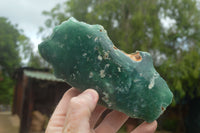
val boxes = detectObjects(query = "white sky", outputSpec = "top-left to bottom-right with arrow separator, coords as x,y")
0,0 -> 66,52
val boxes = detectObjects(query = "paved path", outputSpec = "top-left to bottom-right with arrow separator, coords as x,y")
0,112 -> 19,133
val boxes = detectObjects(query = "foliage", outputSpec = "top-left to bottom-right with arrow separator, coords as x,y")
0,17 -> 32,104
0,17 -> 20,76
40,0 -> 200,104
0,17 -> 32,76
28,51 -> 51,68
0,72 -> 14,104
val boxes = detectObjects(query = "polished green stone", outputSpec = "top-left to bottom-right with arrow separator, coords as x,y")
38,17 -> 173,122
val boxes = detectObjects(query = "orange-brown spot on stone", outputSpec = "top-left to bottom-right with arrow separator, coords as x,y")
134,54 -> 142,61
100,29 -> 102,32
125,52 -> 142,62
161,107 -> 165,111
113,46 -> 118,49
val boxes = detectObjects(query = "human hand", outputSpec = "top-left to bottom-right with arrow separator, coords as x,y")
45,87 -> 157,133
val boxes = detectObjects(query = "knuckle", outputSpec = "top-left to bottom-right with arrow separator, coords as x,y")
69,97 -> 78,106
69,97 -> 91,116
70,97 -> 85,107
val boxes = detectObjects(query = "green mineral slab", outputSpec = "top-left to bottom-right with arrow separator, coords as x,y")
38,17 -> 173,122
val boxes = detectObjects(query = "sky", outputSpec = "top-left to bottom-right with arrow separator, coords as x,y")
0,0 -> 66,52
1,0 -> 199,53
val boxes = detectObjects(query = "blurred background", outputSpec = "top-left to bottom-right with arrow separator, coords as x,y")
0,0 -> 200,133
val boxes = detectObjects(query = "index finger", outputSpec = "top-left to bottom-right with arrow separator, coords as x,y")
47,87 -> 80,128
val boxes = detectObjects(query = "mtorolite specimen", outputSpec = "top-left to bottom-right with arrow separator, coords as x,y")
38,17 -> 173,122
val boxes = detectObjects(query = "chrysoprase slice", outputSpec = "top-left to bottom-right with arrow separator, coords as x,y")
38,17 -> 173,122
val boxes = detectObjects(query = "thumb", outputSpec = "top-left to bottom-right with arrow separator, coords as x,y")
62,89 -> 99,133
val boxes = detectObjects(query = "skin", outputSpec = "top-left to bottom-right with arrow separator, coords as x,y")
45,87 -> 157,133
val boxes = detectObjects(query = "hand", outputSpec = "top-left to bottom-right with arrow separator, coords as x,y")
45,87 -> 157,133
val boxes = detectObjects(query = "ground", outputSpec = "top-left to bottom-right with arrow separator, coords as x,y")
0,111 -> 19,133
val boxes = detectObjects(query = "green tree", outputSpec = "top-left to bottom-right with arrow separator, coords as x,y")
28,51 -> 51,68
0,17 -> 20,76
0,17 -> 32,104
40,0 -> 200,104
0,72 -> 14,104
0,17 -> 32,76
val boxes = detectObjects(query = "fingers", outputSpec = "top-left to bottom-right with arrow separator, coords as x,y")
130,121 -> 157,133
53,88 -> 80,116
95,110 -> 129,133
46,88 -> 80,132
63,89 -> 99,133
90,105 -> 107,128
47,87 -> 157,133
